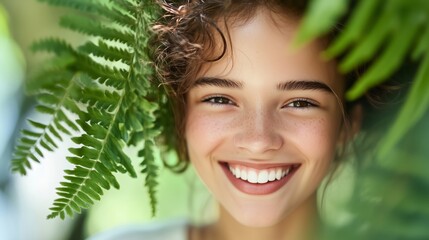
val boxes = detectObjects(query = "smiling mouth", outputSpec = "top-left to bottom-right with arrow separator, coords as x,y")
228,164 -> 292,184
220,162 -> 300,195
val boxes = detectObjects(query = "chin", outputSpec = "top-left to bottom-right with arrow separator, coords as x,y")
228,206 -> 287,228
236,215 -> 283,228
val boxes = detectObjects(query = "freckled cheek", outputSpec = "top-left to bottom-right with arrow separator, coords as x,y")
293,117 -> 342,160
185,112 -> 231,158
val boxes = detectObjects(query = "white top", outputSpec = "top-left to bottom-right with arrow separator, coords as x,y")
87,219 -> 188,240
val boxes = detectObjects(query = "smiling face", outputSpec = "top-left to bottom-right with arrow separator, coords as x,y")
185,9 -> 345,227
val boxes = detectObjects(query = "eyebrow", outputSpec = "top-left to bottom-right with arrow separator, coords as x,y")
193,77 -> 243,88
277,80 -> 333,93
193,77 -> 333,93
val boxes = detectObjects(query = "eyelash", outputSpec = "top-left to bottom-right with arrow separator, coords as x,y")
202,96 -> 235,106
284,98 -> 318,109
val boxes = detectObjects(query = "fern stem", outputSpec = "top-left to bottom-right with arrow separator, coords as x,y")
52,84 -> 128,218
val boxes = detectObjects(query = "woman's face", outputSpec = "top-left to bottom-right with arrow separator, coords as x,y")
185,9 -> 345,227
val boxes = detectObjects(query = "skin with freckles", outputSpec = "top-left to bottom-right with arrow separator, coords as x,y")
185,8 -> 352,240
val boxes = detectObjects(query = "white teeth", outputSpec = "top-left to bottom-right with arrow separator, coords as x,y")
268,170 -> 276,181
275,168 -> 282,180
235,168 -> 241,178
257,170 -> 269,183
229,165 -> 293,184
247,170 -> 258,183
241,170 -> 248,181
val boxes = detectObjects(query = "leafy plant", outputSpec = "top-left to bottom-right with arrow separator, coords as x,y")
296,0 -> 429,157
297,0 -> 429,239
12,0 -> 163,219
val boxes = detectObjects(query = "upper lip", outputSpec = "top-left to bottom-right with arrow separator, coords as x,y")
220,160 -> 300,170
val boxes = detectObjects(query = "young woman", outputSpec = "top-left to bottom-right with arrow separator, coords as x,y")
91,0 -> 363,239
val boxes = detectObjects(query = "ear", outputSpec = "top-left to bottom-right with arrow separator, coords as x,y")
339,104 -> 362,145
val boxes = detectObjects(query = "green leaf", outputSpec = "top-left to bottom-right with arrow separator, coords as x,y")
15,0 -> 163,220
293,0 -> 348,46
78,40 -> 133,63
378,50 -> 429,158
338,7 -> 396,73
139,140 -> 159,216
28,120 -> 47,130
412,23 -> 429,60
31,37 -> 74,55
323,0 -> 380,58
346,14 -> 420,99
60,14 -> 134,44
112,0 -> 137,15
66,156 -> 94,169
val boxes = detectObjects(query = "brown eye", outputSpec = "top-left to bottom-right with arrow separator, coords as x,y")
284,99 -> 317,108
203,96 -> 235,105
293,101 -> 310,108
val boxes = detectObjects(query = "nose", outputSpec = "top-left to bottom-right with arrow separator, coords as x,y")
233,110 -> 283,154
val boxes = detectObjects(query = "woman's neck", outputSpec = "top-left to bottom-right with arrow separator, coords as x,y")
190,194 -> 319,240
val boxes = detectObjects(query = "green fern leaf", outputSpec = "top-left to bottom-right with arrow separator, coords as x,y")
26,69 -> 75,95
31,37 -> 74,55
139,139 -> 159,216
75,55 -> 127,89
78,40 -> 133,63
323,0 -> 380,58
412,23 -> 429,60
15,0 -> 163,219
113,0 -> 138,15
38,0 -> 101,13
377,50 -> 429,158
12,72 -> 81,174
60,14 -> 134,44
293,0 -> 348,46
48,159 -> 117,219
346,15 -> 420,99
338,8 -> 395,73
40,0 -> 137,29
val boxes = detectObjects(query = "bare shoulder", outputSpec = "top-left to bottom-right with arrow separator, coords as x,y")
87,218 -> 188,240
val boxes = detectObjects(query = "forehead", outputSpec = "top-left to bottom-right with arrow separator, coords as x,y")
196,8 -> 343,93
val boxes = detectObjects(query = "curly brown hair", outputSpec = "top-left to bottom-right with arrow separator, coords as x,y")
152,0 -> 395,171
153,0 -> 314,168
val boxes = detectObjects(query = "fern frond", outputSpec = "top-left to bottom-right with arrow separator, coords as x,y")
114,0 -> 138,14
293,0 -> 348,45
12,73 -> 81,175
49,113 -> 129,219
298,0 -> 429,156
344,14 -> 420,97
377,49 -> 429,158
38,0 -> 101,13
60,14 -> 134,44
75,54 -> 127,89
47,160 -> 116,219
139,139 -> 159,217
323,0 -> 380,58
15,0 -> 164,219
78,40 -> 133,63
297,1 -> 429,239
27,69 -> 75,95
40,0 -> 137,29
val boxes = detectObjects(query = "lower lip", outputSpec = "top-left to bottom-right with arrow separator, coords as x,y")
220,163 -> 298,195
